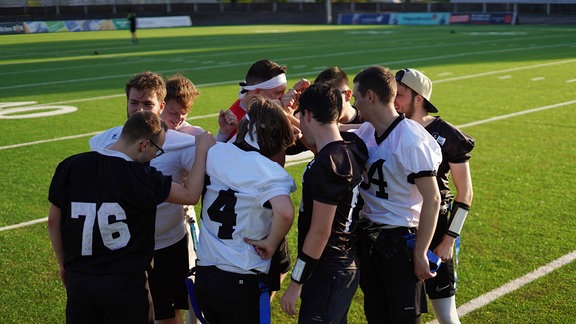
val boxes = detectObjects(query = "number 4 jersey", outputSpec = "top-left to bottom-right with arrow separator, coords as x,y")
48,149 -> 172,274
196,142 -> 296,274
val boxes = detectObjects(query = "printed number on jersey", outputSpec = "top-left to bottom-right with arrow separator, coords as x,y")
206,188 -> 238,239
71,202 -> 131,256
360,159 -> 388,199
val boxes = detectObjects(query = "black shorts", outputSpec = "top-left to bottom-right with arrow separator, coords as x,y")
194,265 -> 262,324
426,210 -> 457,299
65,271 -> 149,323
358,226 -> 427,321
268,237 -> 291,291
148,236 -> 190,320
299,267 -> 359,323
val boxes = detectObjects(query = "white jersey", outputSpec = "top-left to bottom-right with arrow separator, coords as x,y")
196,142 -> 296,274
355,116 -> 442,228
90,127 -> 197,250
177,121 -> 206,136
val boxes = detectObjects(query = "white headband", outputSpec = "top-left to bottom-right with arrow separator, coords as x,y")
242,114 -> 260,150
238,73 -> 287,99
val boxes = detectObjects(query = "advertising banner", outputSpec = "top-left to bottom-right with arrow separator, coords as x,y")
0,22 -> 26,34
0,16 -> 192,34
339,13 -> 450,25
450,13 -> 516,25
337,13 -> 391,25
389,13 -> 450,25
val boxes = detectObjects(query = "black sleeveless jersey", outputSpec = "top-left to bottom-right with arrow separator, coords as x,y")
298,132 -> 368,270
49,151 -> 172,274
425,117 -> 475,204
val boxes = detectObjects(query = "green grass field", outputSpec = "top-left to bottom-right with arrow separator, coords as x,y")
1,24 -> 575,323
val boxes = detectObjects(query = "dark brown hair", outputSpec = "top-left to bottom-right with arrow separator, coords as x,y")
125,71 -> 167,103
235,96 -> 295,158
353,66 -> 396,104
122,110 -> 167,143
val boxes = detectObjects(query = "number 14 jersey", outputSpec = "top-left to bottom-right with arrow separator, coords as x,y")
355,116 -> 442,228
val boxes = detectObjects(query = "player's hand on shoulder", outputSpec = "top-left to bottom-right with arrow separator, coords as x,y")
195,131 -> 216,152
178,125 -> 205,136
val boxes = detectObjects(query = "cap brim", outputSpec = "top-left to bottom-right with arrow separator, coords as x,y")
425,100 -> 438,113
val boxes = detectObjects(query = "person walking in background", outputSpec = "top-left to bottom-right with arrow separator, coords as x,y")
394,68 -> 475,324
195,96 -> 296,323
128,12 -> 138,44
280,83 -> 368,322
352,66 -> 443,323
48,111 -> 214,323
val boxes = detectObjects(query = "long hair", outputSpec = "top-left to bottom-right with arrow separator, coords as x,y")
235,96 -> 295,158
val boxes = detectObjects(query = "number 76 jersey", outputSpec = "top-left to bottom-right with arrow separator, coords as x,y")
196,143 -> 296,275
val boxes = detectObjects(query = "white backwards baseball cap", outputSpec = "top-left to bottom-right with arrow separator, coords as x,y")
395,68 -> 438,113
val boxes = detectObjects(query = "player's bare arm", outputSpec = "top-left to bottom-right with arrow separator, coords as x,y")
244,194 -> 294,260
47,204 -> 66,287
167,132 -> 215,205
434,161 -> 473,261
281,201 -> 336,316
413,176 -> 441,281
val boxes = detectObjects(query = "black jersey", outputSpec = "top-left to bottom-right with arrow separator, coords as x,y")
425,117 -> 475,204
49,151 -> 172,274
298,133 -> 368,270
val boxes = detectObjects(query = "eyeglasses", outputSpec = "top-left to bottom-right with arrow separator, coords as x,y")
148,139 -> 165,157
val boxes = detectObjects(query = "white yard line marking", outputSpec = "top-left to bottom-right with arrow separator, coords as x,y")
531,77 -> 545,81
0,218 -> 48,232
457,100 -> 576,129
1,59 -> 575,151
2,43 -> 574,91
3,99 -> 574,152
426,250 -> 576,324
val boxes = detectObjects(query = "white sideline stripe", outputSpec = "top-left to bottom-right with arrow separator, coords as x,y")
457,100 -> 576,129
426,250 -> 576,324
0,217 -> 48,232
3,99 -> 575,152
0,132 -> 102,151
